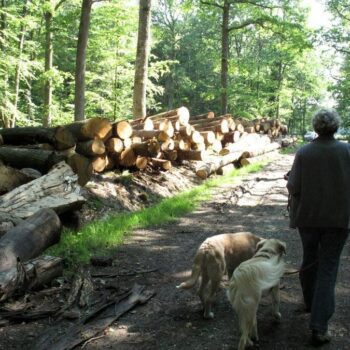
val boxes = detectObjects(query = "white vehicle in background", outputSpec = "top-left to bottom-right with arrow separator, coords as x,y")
303,131 -> 317,141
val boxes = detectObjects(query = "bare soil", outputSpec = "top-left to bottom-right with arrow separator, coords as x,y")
1,153 -> 349,350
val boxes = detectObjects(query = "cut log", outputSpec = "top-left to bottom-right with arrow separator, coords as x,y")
132,129 -> 169,142
190,111 -> 215,120
66,153 -> 93,186
216,163 -> 235,175
220,134 -> 271,156
160,138 -> 175,151
146,106 -> 190,126
0,209 -> 62,272
105,137 -> 124,153
131,140 -> 160,157
195,151 -> 243,179
76,139 -> 105,156
0,164 -> 34,195
0,256 -> 63,301
135,156 -> 148,170
177,150 -> 208,161
0,146 -> 66,173
112,120 -> 133,140
240,142 -> 281,158
201,131 -> 216,145
162,150 -> 177,161
0,126 -> 75,150
119,147 -> 137,167
130,117 -> 154,131
91,155 -> 107,173
0,161 -> 86,218
239,150 -> 280,167
64,117 -> 112,141
150,158 -> 172,170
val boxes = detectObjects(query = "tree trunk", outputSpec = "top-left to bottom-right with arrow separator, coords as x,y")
0,208 -> 62,272
74,0 -> 93,121
133,0 -> 152,119
0,256 -> 63,302
221,1 -> 230,115
43,3 -> 53,127
0,163 -> 35,195
0,146 -> 66,173
0,126 -> 76,150
0,161 -> 86,219
12,0 -> 29,127
195,151 -> 242,179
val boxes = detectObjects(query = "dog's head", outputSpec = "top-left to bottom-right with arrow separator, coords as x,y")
255,238 -> 286,257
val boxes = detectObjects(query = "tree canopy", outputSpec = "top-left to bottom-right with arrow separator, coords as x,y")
0,0 -> 348,133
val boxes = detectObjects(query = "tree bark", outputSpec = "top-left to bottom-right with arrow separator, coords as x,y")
221,1 -> 230,115
0,208 -> 62,272
43,2 -> 53,127
133,0 -> 152,119
0,255 -> 63,301
0,161 -> 86,219
74,0 -> 93,121
0,126 -> 76,150
12,0 -> 29,127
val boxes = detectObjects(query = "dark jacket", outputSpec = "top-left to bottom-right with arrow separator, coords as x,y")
287,135 -> 350,229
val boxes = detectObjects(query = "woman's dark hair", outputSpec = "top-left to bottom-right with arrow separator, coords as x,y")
312,108 -> 340,135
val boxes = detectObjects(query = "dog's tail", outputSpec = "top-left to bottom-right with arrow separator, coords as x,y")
176,253 -> 203,289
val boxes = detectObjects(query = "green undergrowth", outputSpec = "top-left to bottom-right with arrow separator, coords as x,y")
48,162 -> 266,268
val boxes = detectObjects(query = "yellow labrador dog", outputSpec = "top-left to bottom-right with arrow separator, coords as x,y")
227,238 -> 286,350
177,232 -> 262,319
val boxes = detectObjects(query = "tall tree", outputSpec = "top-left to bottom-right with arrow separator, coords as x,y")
133,0 -> 152,119
74,0 -> 93,121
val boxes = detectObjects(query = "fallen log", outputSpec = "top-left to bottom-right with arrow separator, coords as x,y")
146,106 -> 190,126
0,209 -> 62,272
177,149 -> 208,161
0,256 -> 63,301
239,149 -> 280,167
195,151 -> 243,179
66,153 -> 93,186
105,137 -> 124,153
0,126 -> 76,150
0,146 -> 66,173
0,164 -> 34,195
76,139 -> 106,156
0,161 -> 86,218
64,117 -> 112,141
150,158 -> 172,170
190,111 -> 215,120
240,142 -> 281,159
91,155 -> 107,173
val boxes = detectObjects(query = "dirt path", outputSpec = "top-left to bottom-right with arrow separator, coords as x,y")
82,153 -> 350,350
1,154 -> 349,350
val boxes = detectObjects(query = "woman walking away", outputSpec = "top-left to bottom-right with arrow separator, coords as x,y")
287,108 -> 350,346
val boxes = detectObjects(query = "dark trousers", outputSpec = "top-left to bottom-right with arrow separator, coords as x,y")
298,227 -> 349,333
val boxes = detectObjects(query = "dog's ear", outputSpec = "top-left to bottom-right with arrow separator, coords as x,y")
255,239 -> 266,252
278,241 -> 287,255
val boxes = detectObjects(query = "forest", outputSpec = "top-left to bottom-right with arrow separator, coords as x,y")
0,0 -> 349,134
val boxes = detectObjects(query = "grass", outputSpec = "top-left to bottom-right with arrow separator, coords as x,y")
48,162 -> 266,268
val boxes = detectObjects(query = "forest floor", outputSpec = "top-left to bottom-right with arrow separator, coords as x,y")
1,152 -> 350,350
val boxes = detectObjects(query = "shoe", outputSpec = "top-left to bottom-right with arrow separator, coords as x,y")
311,330 -> 331,347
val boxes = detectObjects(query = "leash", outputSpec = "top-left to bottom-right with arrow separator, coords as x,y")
284,259 -> 318,276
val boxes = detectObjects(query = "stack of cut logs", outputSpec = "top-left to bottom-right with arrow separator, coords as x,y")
0,106 -> 289,188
